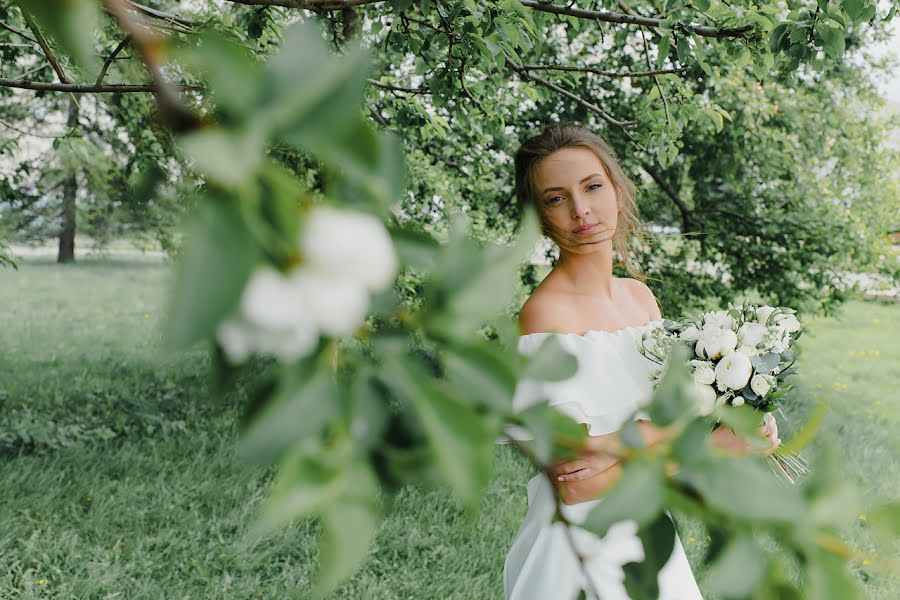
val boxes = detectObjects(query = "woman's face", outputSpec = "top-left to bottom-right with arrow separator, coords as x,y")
532,146 -> 619,253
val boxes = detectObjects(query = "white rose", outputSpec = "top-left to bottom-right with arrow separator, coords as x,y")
300,206 -> 398,292
699,327 -> 738,360
731,396 -> 746,407
291,269 -> 370,336
715,351 -> 753,390
680,325 -> 702,342
240,267 -> 312,331
693,364 -> 716,385
756,305 -> 776,325
737,322 -> 768,349
750,373 -> 774,397
692,382 -> 718,416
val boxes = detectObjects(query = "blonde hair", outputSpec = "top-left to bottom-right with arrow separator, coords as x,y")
514,123 -> 646,282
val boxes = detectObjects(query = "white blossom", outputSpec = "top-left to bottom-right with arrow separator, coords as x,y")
291,269 -> 370,336
732,396 -> 746,407
300,205 -> 398,292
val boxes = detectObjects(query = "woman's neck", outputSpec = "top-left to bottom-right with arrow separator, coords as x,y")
555,242 -> 616,299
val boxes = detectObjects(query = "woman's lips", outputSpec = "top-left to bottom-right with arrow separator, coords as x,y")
573,222 -> 599,235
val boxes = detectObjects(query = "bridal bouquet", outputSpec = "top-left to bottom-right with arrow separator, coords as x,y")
638,303 -> 809,482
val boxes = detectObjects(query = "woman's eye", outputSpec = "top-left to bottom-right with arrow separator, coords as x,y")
545,196 -> 562,205
587,183 -> 603,191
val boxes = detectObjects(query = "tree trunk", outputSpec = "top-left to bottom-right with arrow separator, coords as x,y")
57,97 -> 78,263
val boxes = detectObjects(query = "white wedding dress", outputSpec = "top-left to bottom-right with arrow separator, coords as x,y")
503,320 -> 704,600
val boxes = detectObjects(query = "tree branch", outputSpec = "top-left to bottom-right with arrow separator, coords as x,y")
0,20 -> 38,44
0,76 -> 201,94
224,0 -> 385,9
518,0 -> 756,39
20,10 -> 71,84
507,59 -> 638,128
96,35 -> 133,86
366,78 -> 428,94
521,64 -> 690,78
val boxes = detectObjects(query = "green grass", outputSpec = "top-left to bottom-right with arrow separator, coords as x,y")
1,259 -> 897,599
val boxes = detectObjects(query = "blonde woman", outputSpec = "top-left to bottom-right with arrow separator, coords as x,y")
503,124 -> 779,600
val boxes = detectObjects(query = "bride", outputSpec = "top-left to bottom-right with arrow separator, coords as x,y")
503,124 -> 780,600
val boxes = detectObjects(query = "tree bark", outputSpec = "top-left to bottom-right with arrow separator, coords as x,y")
57,98 -> 78,263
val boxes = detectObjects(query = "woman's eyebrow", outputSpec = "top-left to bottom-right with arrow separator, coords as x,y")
541,173 -> 604,193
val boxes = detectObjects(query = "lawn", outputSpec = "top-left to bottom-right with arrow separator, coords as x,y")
1,258 -> 897,599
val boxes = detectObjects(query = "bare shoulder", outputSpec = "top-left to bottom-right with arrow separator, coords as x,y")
619,278 -> 662,320
517,287 -> 579,336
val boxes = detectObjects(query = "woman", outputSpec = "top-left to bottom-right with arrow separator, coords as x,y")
503,124 -> 779,599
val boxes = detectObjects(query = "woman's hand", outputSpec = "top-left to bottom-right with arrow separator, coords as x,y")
549,451 -> 621,483
553,461 -> 623,505
711,413 -> 781,456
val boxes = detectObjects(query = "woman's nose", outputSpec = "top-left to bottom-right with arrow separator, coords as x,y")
571,194 -> 591,219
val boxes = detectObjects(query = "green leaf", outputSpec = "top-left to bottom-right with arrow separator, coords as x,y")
165,201 -> 260,349
239,357 -> 338,465
179,127 -> 266,186
769,23 -> 791,54
656,34 -> 671,68
516,403 -> 588,464
17,0 -> 100,76
521,335 -> 579,382
646,345 -> 694,426
385,358 -> 496,512
315,498 -> 378,598
842,0 -> 865,22
676,456 -> 806,522
622,514 -> 677,600
676,36 -> 692,63
582,462 -> 664,538
183,31 -> 261,117
705,536 -> 767,597
387,219 -> 441,273
442,340 -> 519,412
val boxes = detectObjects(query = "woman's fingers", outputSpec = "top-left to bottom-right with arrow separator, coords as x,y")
556,467 -> 596,482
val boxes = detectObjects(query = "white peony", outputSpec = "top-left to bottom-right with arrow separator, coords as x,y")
750,373 -> 775,397
737,322 -> 768,349
290,269 -> 370,336
715,351 -> 753,390
680,324 -> 702,342
300,205 -> 398,292
698,327 -> 738,360
693,363 -> 716,385
692,382 -> 718,416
